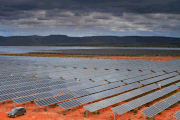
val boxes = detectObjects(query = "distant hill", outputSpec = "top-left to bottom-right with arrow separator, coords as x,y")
0,35 -> 179,47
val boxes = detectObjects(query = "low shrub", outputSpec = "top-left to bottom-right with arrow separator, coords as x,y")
158,112 -> 162,115
134,109 -> 138,114
44,108 -> 48,111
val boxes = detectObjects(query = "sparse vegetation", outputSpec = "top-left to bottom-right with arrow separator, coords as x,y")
44,108 -> 48,111
134,109 -> 138,114
158,112 -> 162,115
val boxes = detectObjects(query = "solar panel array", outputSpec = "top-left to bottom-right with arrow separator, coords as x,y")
140,72 -> 178,85
123,71 -> 165,84
12,80 -> 108,104
84,83 -> 159,112
142,92 -> 180,118
5,70 -> 153,103
173,110 -> 180,119
112,85 -> 179,115
58,82 -> 142,109
0,56 -> 180,116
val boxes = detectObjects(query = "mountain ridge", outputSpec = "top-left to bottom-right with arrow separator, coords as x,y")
0,35 -> 179,47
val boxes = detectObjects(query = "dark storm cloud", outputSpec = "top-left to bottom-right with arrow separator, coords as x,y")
0,0 -> 179,14
19,21 -> 41,25
37,18 -> 51,20
0,0 -> 180,36
74,12 -> 81,17
93,15 -> 111,20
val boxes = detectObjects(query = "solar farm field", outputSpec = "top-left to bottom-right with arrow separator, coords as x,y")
0,55 -> 180,120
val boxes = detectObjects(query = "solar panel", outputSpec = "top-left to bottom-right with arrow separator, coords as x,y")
142,106 -> 161,118
111,104 -> 133,115
157,76 -> 180,86
164,95 -> 179,105
176,82 -> 180,87
173,110 -> 180,119
54,93 -> 74,102
77,96 -> 96,104
50,89 -> 71,95
35,97 -> 59,106
58,99 -> 81,109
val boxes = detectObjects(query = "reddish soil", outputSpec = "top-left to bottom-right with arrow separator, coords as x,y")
1,53 -> 180,61
0,53 -> 179,120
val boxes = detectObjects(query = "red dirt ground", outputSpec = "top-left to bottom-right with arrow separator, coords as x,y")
1,53 -> 180,61
0,53 -> 180,120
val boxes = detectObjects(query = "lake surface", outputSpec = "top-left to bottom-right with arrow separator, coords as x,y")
0,46 -> 180,54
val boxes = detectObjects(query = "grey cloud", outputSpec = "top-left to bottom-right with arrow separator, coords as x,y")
37,18 -> 51,20
93,15 -> 111,20
19,21 -> 41,25
74,12 -> 81,16
84,19 -> 98,22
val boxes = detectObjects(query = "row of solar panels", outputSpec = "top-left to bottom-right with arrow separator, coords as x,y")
0,78 -> 95,102
0,65 -> 179,82
12,80 -> 108,104
1,61 -> 179,81
112,84 -> 179,115
1,57 -> 179,71
84,83 -> 160,112
140,72 -> 178,85
0,69 -> 140,92
35,81 -> 126,106
142,91 -> 180,118
58,82 -> 142,109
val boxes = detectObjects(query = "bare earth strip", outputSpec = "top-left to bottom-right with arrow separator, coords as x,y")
0,53 -> 180,61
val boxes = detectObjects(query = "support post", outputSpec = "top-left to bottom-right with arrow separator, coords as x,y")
36,104 -> 38,112
96,110 -> 97,120
86,110 -> 88,118
144,114 -> 145,120
71,109 -> 72,120
47,106 -> 49,116
114,112 -> 116,120
61,107 -> 62,114
26,103 -> 27,110
109,110 -> 110,119
14,102 -> 16,107
6,101 -> 7,110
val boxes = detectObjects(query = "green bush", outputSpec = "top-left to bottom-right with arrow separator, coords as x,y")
158,112 -> 162,115
44,108 -> 48,111
134,109 -> 138,114
63,114 -> 66,115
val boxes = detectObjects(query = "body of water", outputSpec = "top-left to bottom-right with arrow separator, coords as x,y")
0,46 -> 180,54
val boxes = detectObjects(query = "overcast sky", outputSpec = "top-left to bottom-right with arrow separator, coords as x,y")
0,0 -> 180,37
